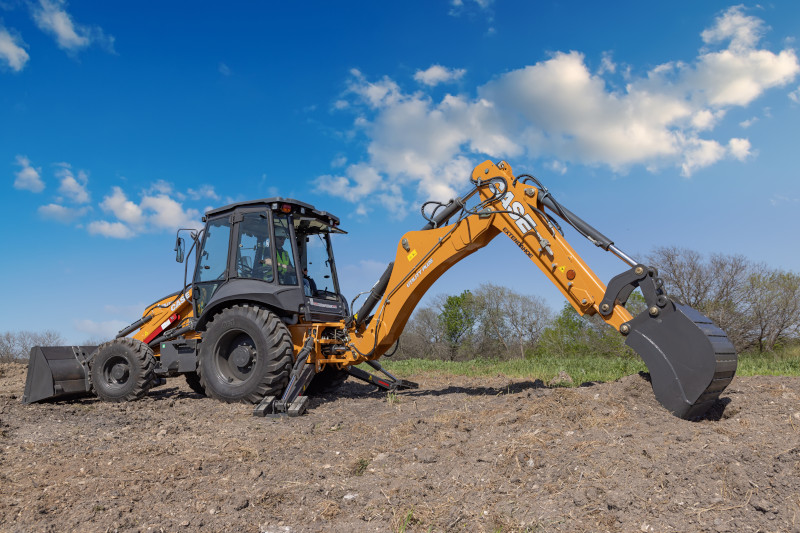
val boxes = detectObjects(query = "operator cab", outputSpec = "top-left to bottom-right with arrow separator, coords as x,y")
191,198 -> 347,327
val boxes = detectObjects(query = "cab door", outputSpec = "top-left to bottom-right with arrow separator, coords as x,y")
193,216 -> 232,316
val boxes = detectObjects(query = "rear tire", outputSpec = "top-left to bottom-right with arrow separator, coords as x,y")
91,338 -> 157,402
198,305 -> 293,403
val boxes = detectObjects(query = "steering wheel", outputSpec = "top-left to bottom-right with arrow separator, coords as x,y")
237,256 -> 253,277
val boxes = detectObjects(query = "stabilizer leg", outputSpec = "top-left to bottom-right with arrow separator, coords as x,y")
253,336 -> 316,418
347,360 -> 419,391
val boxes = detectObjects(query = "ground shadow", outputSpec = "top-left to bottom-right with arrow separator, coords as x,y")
148,386 -> 205,401
331,377 -> 556,400
635,371 -> 732,421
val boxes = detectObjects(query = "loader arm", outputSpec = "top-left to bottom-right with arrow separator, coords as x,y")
343,160 -> 737,419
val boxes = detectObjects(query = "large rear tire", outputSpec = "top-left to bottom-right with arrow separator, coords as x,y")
198,305 -> 293,403
91,338 -> 157,402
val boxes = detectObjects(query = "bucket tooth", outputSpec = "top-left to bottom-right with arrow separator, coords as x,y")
22,346 -> 97,404
624,303 -> 737,419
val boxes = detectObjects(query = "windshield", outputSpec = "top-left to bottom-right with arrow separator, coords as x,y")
196,218 -> 231,283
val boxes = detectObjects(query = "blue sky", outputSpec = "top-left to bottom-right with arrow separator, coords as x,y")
2,1 -> 799,344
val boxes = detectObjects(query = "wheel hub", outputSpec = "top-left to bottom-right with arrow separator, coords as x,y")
230,345 -> 255,368
110,363 -> 129,382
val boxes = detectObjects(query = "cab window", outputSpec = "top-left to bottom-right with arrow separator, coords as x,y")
196,218 -> 231,283
273,214 -> 298,286
236,213 -> 273,282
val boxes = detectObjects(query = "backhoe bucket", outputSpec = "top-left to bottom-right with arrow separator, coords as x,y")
624,303 -> 737,419
22,346 -> 96,404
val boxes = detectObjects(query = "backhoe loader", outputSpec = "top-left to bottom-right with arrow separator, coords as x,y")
23,160 -> 737,419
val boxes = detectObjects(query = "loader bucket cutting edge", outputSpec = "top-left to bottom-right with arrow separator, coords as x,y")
624,303 -> 737,419
22,346 -> 97,404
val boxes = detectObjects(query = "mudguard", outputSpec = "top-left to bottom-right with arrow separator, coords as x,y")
22,346 -> 97,404
624,302 -> 737,419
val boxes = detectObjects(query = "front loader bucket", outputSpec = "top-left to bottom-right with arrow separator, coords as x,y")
624,303 -> 737,419
22,346 -> 97,404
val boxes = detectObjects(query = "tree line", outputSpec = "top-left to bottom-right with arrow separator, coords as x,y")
394,247 -> 800,361
0,331 -> 64,363
2,247 -> 798,363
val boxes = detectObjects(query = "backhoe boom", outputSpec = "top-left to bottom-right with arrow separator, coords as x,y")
343,160 -> 736,419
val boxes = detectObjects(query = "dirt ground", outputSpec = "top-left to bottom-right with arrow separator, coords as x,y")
1,362 -> 799,533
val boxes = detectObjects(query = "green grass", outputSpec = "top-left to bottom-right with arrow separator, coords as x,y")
365,356 -> 648,384
365,344 -> 800,385
736,344 -> 800,376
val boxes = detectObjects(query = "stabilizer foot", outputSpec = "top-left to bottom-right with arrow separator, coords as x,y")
253,395 -> 310,418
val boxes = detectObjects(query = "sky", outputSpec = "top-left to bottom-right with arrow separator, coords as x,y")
2,1 -> 799,344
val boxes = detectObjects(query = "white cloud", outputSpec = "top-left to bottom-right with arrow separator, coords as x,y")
31,0 -> 114,53
346,69 -> 403,109
414,65 -> 466,87
73,318 -> 128,341
0,25 -> 29,71
56,166 -> 90,203
318,6 -> 799,213
770,194 -> 799,206
547,160 -> 568,175
449,0 -> 494,15
218,62 -> 231,76
38,203 -> 88,223
739,117 -> 758,128
148,179 -> 176,196
598,51 -> 616,75
88,220 -> 135,238
701,5 -> 764,52
187,184 -> 219,201
13,155 -> 44,192
790,85 -> 800,103
680,138 -> 726,177
140,194 -> 201,230
92,184 -> 203,239
728,137 -> 752,161
100,186 -> 144,225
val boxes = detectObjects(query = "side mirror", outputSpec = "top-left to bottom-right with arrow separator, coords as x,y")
175,237 -> 185,263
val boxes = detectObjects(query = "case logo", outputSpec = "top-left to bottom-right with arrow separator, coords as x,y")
170,291 -> 192,312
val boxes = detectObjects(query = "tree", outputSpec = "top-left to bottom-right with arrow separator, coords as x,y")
647,246 -> 756,351
473,283 -> 551,359
533,302 -> 634,359
396,306 -> 447,360
0,330 -> 64,362
647,246 -> 800,352
748,270 -> 800,351
438,290 -> 478,361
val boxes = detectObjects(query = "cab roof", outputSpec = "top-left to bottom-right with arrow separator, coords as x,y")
202,197 -> 344,232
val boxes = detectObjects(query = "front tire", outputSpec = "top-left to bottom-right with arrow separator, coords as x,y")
91,338 -> 157,402
198,305 -> 293,403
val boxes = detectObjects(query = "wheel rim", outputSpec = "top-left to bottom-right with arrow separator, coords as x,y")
212,331 -> 258,384
102,355 -> 131,389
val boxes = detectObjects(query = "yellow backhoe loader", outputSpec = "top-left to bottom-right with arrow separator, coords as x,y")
23,160 -> 737,419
